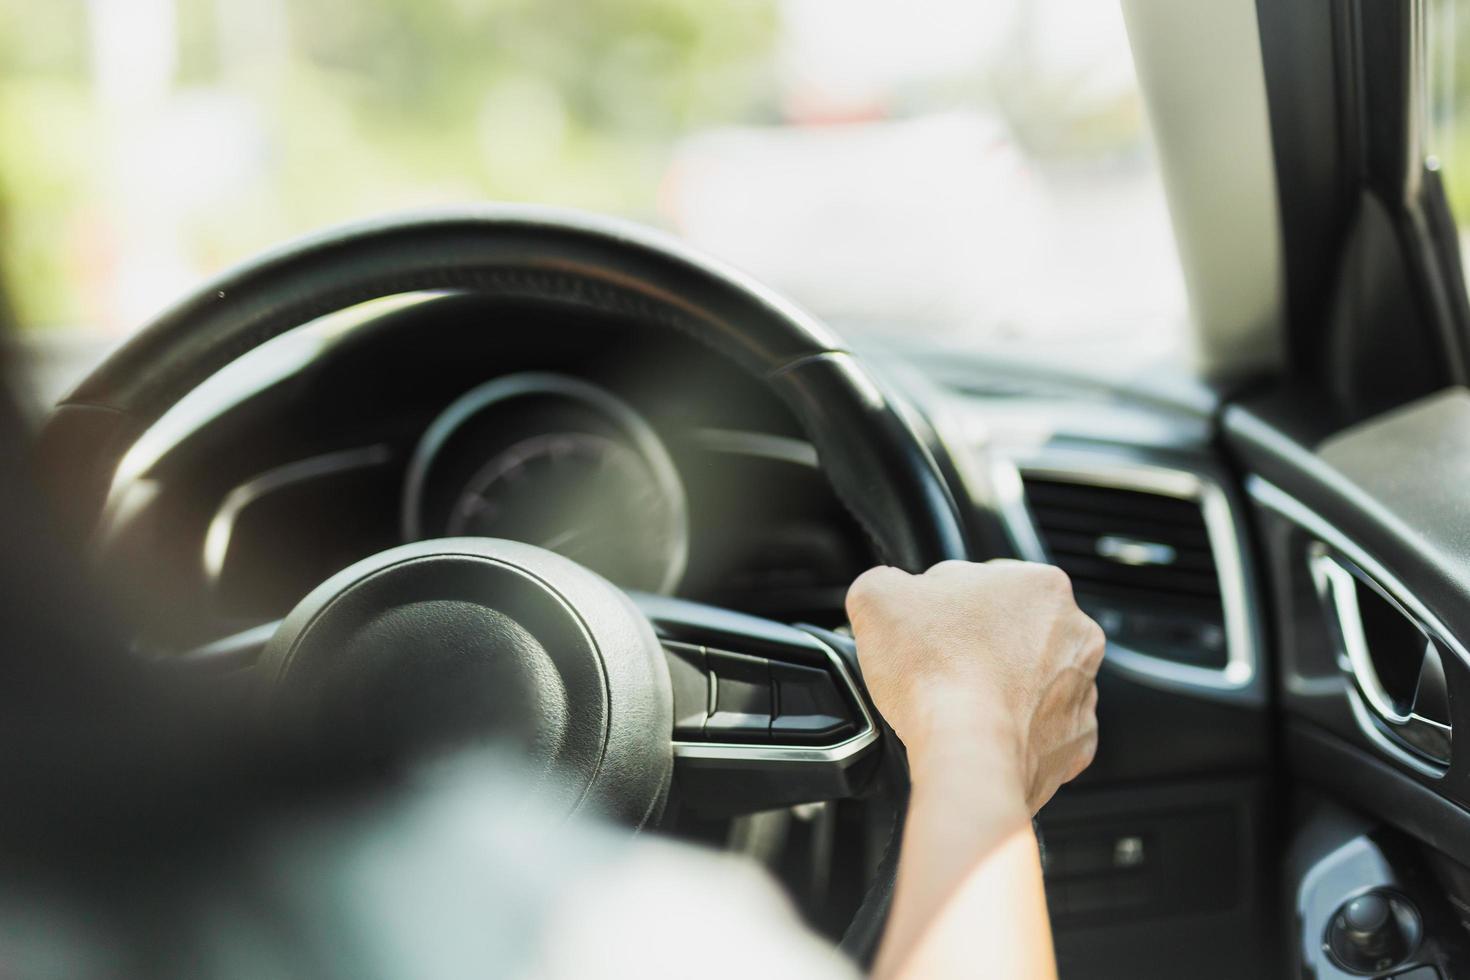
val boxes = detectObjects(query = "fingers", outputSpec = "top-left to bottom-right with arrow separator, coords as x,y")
845,556 -> 1105,806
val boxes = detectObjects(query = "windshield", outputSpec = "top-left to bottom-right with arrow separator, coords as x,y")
0,0 -> 1185,367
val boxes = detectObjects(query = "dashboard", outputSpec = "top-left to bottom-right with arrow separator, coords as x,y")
102,293 -> 874,647
100,289 -> 1263,728
72,232 -> 1470,978
91,287 -> 1283,976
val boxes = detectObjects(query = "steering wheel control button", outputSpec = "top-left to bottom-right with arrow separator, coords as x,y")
705,649 -> 772,742
771,662 -> 856,744
1325,890 -> 1422,975
664,642 -> 710,738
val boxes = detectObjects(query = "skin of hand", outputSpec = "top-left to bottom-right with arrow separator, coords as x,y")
845,559 -> 1105,980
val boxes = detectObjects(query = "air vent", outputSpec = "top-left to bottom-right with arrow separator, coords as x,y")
1021,473 -> 1229,671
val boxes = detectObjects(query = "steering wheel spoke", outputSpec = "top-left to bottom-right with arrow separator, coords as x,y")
630,592 -> 881,817
154,593 -> 883,817
145,621 -> 278,673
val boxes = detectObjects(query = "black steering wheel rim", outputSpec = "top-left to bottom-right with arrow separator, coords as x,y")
37,204 -> 967,571
35,205 -> 967,964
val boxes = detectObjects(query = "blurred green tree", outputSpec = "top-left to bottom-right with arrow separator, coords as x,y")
0,0 -> 776,331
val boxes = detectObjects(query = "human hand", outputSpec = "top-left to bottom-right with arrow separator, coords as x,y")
845,560 -> 1103,813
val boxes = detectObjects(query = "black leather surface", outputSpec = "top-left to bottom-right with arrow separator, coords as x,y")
768,351 -> 968,571
39,205 -> 965,571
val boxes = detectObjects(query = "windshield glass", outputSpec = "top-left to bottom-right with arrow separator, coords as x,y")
0,0 -> 1185,365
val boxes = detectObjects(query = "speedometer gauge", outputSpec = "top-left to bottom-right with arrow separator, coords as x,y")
446,431 -> 681,591
403,373 -> 688,594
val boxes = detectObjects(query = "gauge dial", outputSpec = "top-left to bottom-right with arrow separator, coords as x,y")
404,373 -> 688,594
446,431 -> 680,591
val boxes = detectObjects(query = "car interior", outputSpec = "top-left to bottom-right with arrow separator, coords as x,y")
16,0 -> 1470,977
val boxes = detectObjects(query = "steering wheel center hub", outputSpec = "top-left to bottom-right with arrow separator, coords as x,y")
258,538 -> 674,824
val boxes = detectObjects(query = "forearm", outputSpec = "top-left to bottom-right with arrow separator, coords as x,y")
845,561 -> 1102,980
873,740 -> 1056,980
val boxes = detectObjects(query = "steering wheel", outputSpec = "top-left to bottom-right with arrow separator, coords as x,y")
35,206 -> 968,962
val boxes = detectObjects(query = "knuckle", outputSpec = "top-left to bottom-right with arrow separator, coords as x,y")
1070,709 -> 1100,778
1081,617 -> 1107,656
846,566 -> 905,616
1077,729 -> 1099,771
984,558 -> 1028,570
1031,562 -> 1072,594
1050,566 -> 1076,594
926,559 -> 973,576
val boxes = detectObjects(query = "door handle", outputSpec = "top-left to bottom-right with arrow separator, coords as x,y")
1308,545 -> 1453,767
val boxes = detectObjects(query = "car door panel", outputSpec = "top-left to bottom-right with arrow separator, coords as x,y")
1226,384 -> 1470,975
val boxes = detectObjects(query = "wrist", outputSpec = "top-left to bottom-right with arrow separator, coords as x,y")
904,715 -> 1029,812
899,687 -> 1019,763
905,741 -> 1033,853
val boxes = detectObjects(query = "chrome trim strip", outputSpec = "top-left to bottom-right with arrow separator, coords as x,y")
692,428 -> 820,469
1001,449 -> 1260,700
157,619 -> 281,672
1344,684 -> 1445,779
113,292 -> 445,491
671,633 -> 878,766
1095,535 -> 1177,568
202,445 -> 394,583
988,455 -> 1047,561
1307,545 -> 1423,725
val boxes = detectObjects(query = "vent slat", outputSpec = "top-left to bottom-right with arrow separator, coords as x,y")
1075,583 -> 1225,620
1024,482 -> 1206,526
1022,474 -> 1223,610
1021,472 -> 1232,672
1027,507 -> 1212,548
1041,529 -> 1217,573
1052,556 -> 1221,597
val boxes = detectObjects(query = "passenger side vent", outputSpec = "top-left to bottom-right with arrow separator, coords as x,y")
1020,473 -> 1229,671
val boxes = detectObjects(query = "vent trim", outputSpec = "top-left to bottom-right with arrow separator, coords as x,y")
995,451 -> 1258,701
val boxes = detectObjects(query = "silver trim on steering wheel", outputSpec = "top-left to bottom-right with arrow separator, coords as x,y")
670,631 -> 879,764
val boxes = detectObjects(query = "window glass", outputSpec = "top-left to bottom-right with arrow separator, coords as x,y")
1430,0 -> 1470,248
0,0 -> 1185,364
